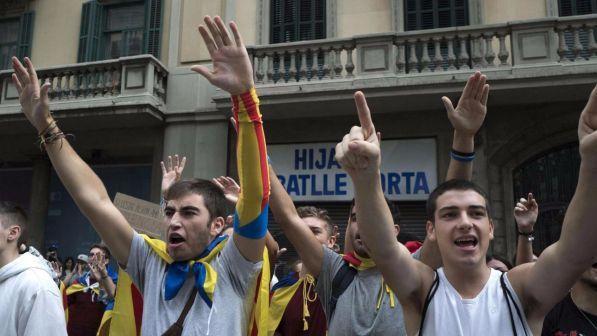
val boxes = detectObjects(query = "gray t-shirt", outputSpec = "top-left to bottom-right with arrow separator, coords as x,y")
316,246 -> 407,336
126,232 -> 262,336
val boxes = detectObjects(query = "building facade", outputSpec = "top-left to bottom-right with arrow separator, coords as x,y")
0,0 -> 595,263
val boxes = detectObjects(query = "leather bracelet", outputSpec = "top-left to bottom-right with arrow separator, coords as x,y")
517,229 -> 534,236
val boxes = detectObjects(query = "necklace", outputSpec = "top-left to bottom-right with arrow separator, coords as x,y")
576,304 -> 597,332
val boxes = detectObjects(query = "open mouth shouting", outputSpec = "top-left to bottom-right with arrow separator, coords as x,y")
454,235 -> 478,252
168,232 -> 186,249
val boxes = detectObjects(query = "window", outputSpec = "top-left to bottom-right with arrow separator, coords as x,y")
405,0 -> 468,31
0,19 -> 20,69
103,3 -> 145,59
269,0 -> 326,82
512,143 -> 581,254
558,0 -> 596,60
404,0 -> 469,72
78,0 -> 162,62
0,12 -> 34,70
558,0 -> 597,15
270,0 -> 326,44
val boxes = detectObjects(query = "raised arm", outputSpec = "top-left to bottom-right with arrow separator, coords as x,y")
509,85 -> 597,325
513,193 -> 538,266
444,71 -> 489,181
334,92 -> 434,332
269,166 -> 326,277
192,16 -> 269,262
12,57 -> 133,266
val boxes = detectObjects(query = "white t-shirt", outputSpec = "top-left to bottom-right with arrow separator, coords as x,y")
420,268 -> 532,336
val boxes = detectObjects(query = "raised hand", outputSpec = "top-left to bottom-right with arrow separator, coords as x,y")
191,16 -> 254,95
212,176 -> 241,205
514,193 -> 539,234
579,85 -> 597,164
50,261 -> 62,278
334,91 -> 380,179
11,57 -> 53,133
442,71 -> 489,136
161,154 -> 187,196
89,253 -> 108,282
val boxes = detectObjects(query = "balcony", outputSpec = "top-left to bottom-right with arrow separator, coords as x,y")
0,55 -> 168,126
215,14 -> 597,118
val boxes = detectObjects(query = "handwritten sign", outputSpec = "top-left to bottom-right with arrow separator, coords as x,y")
113,193 -> 164,239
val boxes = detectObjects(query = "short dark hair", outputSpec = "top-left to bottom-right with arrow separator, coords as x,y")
166,179 -> 231,223
0,201 -> 28,245
90,243 -> 111,261
426,179 -> 491,222
350,197 -> 401,224
486,253 -> 513,270
296,206 -> 334,236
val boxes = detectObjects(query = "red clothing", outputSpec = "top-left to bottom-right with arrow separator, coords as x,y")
275,280 -> 327,336
66,285 -> 106,336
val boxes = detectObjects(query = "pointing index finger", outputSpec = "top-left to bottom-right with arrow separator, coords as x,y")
354,91 -> 375,138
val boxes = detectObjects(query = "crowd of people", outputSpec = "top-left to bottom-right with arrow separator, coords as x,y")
0,15 -> 596,336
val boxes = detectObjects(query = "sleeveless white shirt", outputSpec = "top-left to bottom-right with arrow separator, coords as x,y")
419,268 -> 532,336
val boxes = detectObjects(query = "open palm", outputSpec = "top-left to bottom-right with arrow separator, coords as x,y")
443,72 -> 489,136
11,57 -> 53,133
191,16 -> 254,95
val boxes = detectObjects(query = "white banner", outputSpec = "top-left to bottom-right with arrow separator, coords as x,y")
269,139 -> 437,201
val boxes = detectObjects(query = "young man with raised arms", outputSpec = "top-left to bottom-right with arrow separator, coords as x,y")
12,15 -> 269,335
336,82 -> 597,334
268,72 -> 489,335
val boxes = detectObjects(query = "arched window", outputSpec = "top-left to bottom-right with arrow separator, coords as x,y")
512,143 -> 580,254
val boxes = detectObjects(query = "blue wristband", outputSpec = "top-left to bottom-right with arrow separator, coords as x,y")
450,150 -> 475,162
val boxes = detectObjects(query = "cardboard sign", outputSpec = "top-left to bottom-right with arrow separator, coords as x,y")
113,193 -> 164,239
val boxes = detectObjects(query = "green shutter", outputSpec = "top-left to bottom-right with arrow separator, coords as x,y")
78,0 -> 102,62
145,0 -> 163,58
17,11 -> 34,59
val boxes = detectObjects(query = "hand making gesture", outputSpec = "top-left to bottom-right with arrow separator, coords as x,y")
191,16 -> 254,95
442,71 -> 489,136
514,193 -> 539,234
334,91 -> 381,179
161,154 -> 187,197
11,57 -> 53,133
212,176 -> 240,205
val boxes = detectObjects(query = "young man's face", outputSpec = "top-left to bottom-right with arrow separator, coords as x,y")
164,193 -> 223,261
302,216 -> 335,248
347,204 -> 399,258
428,189 -> 493,269
347,204 -> 370,258
89,247 -> 108,265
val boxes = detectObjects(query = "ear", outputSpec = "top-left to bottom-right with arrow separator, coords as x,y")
210,216 -> 226,237
327,234 -> 337,249
426,220 -> 436,242
488,219 -> 494,241
393,224 -> 400,237
7,225 -> 21,243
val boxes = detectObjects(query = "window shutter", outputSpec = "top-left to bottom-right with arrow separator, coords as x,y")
17,11 -> 34,59
270,0 -> 325,44
78,0 -> 102,62
144,0 -> 162,58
